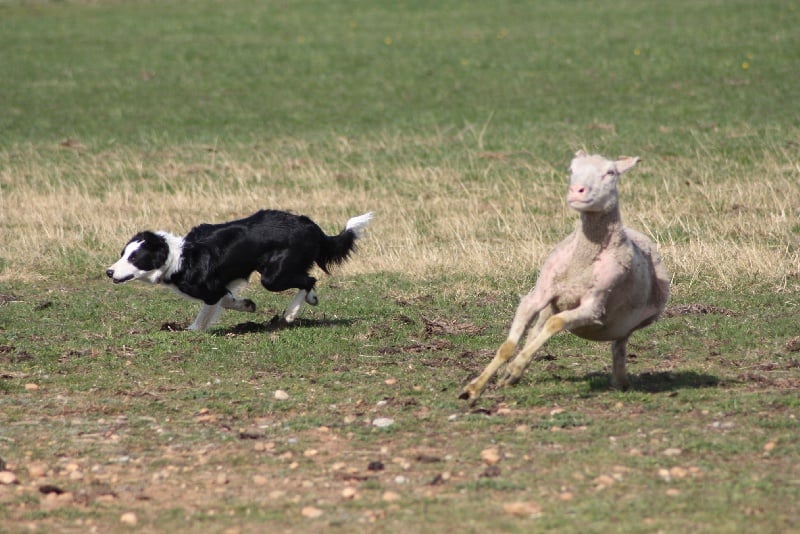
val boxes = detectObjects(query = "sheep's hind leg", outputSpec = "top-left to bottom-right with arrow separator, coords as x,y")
610,338 -> 630,390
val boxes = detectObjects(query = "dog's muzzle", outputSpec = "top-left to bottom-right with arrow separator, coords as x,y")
106,269 -> 133,284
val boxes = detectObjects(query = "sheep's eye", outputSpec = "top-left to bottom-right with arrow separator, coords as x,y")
605,169 -> 616,177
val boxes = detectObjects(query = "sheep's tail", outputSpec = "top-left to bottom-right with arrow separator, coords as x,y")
316,212 -> 374,273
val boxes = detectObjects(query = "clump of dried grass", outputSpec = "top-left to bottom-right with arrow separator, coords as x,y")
1,138 -> 798,292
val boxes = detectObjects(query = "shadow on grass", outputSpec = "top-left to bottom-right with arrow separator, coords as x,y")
575,370 -> 720,393
159,314 -> 354,335
215,314 -> 355,335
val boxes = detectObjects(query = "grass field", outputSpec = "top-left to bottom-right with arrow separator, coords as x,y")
1,0 -> 799,532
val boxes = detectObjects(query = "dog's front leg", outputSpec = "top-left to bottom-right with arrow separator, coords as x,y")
188,303 -> 223,331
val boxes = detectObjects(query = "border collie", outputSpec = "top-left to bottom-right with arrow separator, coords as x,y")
107,210 -> 373,331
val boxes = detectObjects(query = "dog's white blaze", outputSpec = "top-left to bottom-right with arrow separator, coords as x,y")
345,212 -> 373,239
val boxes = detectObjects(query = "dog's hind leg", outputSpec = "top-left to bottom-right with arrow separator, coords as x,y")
284,290 -> 308,323
188,303 -> 223,331
305,289 -> 318,305
221,279 -> 255,312
221,294 -> 256,313
260,269 -> 318,323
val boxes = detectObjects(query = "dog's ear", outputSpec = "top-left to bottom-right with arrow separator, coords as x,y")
148,238 -> 170,270
129,231 -> 170,271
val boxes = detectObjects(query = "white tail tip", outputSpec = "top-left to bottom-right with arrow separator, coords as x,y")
345,212 -> 374,239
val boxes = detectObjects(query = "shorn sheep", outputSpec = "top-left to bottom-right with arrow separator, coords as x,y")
460,151 -> 670,404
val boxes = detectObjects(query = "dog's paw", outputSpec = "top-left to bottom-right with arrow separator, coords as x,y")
305,290 -> 319,306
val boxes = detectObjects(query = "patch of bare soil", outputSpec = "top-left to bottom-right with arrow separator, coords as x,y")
421,316 -> 484,336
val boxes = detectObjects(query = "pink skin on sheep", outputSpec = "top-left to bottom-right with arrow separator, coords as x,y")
460,150 -> 670,404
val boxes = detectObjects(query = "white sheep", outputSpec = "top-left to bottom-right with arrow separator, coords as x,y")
460,150 -> 670,404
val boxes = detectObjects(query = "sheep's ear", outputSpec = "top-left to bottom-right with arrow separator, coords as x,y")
574,149 -> 588,158
615,156 -> 641,175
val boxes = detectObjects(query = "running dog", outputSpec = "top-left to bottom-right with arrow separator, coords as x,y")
106,210 -> 373,331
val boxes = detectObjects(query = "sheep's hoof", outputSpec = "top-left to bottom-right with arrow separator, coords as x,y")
610,377 -> 630,391
497,369 -> 522,388
611,379 -> 630,391
458,385 -> 480,405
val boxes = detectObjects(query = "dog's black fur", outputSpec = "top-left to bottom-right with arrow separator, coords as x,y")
152,210 -> 354,304
107,209 -> 372,330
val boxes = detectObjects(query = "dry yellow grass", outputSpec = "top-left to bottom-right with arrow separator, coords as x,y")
1,137 -> 798,292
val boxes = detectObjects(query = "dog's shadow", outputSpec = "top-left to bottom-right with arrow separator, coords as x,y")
160,314 -> 354,335
572,370 -> 720,393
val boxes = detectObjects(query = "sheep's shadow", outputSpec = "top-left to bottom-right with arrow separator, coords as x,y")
569,370 -> 720,393
161,314 -> 354,335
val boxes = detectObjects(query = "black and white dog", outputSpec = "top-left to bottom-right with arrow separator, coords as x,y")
107,210 -> 373,331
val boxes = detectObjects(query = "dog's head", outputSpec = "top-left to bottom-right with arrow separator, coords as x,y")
106,231 -> 172,284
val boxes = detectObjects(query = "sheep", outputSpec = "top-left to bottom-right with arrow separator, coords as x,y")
460,150 -> 670,404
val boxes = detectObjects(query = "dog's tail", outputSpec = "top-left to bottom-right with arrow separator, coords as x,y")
316,212 -> 373,273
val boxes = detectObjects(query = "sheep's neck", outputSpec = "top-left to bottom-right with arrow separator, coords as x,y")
577,207 -> 624,250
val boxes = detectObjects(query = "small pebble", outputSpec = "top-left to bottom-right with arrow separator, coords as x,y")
0,471 -> 18,485
381,491 -> 401,502
480,447 -> 501,466
301,506 -> 323,519
372,417 -> 394,428
120,512 -> 138,526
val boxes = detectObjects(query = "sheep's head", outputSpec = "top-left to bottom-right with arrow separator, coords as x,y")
567,150 -> 640,213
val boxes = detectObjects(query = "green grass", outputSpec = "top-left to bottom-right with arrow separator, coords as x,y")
1,0 -> 799,532
1,0 -> 799,154
2,277 -> 799,531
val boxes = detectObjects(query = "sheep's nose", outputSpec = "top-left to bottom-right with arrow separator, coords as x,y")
569,184 -> 587,195
106,269 -> 114,278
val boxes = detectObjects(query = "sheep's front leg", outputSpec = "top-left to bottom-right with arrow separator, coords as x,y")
188,302 -> 223,331
498,303 -> 603,388
497,307 -> 552,386
611,337 -> 630,390
459,290 -> 547,404
458,338 -> 518,404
